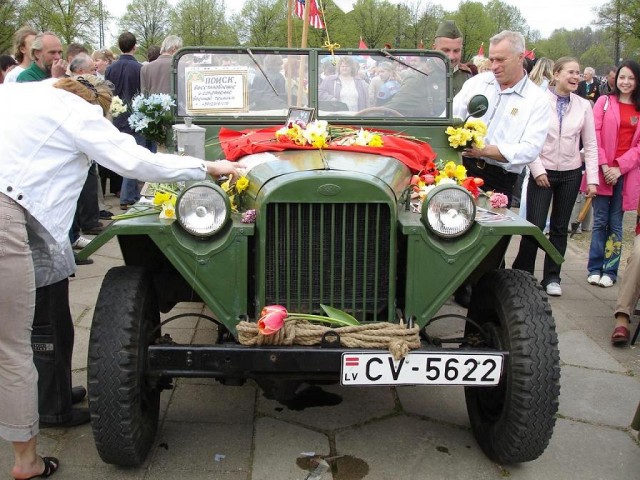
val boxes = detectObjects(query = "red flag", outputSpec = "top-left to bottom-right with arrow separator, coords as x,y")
477,42 -> 484,57
359,37 -> 367,49
294,0 -> 325,29
524,48 -> 536,60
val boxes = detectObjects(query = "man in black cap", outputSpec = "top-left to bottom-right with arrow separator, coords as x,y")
433,20 -> 472,96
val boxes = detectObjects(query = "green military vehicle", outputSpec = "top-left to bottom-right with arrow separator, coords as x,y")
79,47 -> 561,467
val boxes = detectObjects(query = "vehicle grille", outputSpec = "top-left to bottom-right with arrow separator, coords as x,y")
264,202 -> 392,322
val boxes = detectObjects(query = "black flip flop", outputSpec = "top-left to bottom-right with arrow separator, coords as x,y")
14,456 -> 59,479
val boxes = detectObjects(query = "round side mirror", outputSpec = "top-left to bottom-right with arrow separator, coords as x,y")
467,95 -> 488,118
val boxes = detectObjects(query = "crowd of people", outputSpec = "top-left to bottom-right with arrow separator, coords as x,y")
0,21 -> 638,479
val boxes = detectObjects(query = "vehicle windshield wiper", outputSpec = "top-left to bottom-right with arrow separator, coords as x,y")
246,48 -> 279,96
379,50 -> 429,77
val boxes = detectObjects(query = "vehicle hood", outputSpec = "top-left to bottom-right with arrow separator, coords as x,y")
240,149 -> 411,195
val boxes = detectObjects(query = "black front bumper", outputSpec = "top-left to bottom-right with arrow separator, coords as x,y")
147,344 -> 506,382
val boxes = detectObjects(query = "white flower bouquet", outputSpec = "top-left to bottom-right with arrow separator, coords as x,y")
128,93 -> 175,145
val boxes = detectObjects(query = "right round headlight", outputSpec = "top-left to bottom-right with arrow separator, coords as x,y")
176,183 -> 230,237
421,184 -> 475,238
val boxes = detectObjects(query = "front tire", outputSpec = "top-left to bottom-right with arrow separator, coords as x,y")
465,269 -> 560,464
88,266 -> 161,466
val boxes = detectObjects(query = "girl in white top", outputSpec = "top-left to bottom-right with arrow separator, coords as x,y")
3,26 -> 37,84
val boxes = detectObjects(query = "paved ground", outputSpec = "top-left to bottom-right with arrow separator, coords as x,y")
2,198 -> 639,480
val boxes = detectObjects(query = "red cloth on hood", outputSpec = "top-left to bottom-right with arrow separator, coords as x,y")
219,126 -> 437,173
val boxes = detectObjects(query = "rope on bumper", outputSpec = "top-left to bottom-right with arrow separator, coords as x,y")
236,319 -> 421,360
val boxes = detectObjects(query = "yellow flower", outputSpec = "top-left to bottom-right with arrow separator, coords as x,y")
236,176 -> 249,192
472,133 -> 485,150
465,118 -> 488,136
605,236 -> 622,258
310,133 -> 328,149
153,191 -> 175,206
159,202 -> 175,219
368,134 -> 383,147
454,164 -> 467,181
443,161 -> 457,178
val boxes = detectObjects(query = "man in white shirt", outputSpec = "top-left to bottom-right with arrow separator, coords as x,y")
453,30 -> 551,208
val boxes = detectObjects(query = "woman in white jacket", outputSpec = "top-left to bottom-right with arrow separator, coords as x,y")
0,76 -> 238,479
513,57 -> 599,296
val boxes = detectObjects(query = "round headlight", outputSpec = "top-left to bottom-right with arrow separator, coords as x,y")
176,183 -> 230,237
421,185 -> 475,238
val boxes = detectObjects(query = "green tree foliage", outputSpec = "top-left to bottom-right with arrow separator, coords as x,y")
596,0 -> 640,38
0,0 -> 21,54
350,0 -> 398,48
233,0 -> 287,47
20,0 -> 103,45
453,1 -> 495,62
580,44 -> 615,74
485,0 -> 526,34
403,0 -> 446,49
595,0 -> 640,64
533,30 -> 571,60
119,0 -> 172,53
170,0 -> 238,46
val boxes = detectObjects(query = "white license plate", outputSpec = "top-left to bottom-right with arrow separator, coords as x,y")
340,352 -> 504,386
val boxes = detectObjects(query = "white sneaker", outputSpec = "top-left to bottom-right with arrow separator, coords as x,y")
587,274 -> 601,285
599,275 -> 614,288
546,282 -> 562,296
72,236 -> 91,249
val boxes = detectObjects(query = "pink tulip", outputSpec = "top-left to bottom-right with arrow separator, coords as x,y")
260,304 -> 287,317
258,305 -> 288,335
422,174 -> 435,185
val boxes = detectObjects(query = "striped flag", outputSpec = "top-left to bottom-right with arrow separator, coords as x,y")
294,0 -> 325,29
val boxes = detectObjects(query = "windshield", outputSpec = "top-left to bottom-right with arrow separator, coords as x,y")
175,50 -> 448,120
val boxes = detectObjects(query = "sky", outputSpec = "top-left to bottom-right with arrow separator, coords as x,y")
103,0 -> 602,44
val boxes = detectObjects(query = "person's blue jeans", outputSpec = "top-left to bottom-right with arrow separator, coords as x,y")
587,177 -> 624,281
120,134 -> 157,206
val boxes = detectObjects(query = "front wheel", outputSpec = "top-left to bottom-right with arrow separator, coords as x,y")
465,269 -> 560,464
88,266 -> 161,466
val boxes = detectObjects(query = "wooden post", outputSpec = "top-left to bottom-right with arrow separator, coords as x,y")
287,0 -> 293,48
297,0 -> 311,106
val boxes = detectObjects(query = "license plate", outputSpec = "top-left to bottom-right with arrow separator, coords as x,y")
340,352 -> 504,386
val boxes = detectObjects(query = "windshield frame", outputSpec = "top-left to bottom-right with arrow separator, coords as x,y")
172,47 -> 452,126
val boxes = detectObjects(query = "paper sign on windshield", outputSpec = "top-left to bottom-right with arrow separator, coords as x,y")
185,66 -> 249,115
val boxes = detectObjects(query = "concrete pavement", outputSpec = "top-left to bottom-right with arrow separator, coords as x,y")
2,200 -> 639,479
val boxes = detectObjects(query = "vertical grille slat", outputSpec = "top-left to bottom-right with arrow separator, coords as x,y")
264,202 -> 392,321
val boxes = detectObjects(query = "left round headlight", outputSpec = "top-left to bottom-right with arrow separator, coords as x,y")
176,183 -> 230,237
421,184 -> 475,238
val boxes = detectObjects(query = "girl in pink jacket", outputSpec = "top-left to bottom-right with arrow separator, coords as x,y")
587,60 -> 640,291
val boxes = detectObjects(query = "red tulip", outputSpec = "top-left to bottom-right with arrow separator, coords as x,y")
258,305 -> 288,335
410,174 -> 420,185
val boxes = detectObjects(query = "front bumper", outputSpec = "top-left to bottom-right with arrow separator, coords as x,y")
147,343 -> 508,382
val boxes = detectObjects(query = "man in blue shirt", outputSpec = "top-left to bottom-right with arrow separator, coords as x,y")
106,32 -> 154,210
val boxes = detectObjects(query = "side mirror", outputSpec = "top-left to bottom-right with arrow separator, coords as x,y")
467,94 -> 488,118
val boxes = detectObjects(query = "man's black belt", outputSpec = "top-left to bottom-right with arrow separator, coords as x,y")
463,157 -> 518,179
